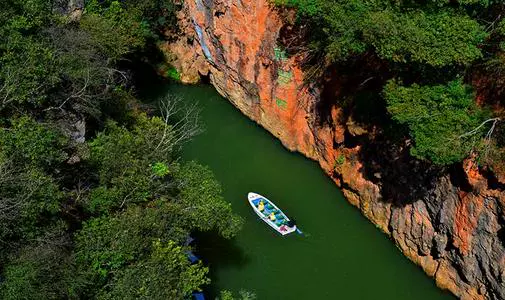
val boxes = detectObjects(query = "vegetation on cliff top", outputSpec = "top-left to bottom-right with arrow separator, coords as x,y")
384,80 -> 490,165
274,0 -> 504,167
0,0 -> 243,299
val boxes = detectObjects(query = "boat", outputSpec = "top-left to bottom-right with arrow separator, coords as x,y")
248,192 -> 297,235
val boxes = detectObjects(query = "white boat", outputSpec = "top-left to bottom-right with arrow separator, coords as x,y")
248,192 -> 297,235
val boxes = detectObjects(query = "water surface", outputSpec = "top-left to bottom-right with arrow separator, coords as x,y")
163,83 -> 452,299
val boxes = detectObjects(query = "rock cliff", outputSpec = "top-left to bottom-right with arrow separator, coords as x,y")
163,1 -> 505,299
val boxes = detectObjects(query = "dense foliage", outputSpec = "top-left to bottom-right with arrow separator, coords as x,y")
275,0 -> 504,166
0,1 -> 243,299
275,0 -> 486,66
384,80 -> 489,165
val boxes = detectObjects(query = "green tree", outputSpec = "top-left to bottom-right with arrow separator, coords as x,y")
0,117 -> 66,244
0,0 -> 62,107
274,0 -> 486,66
0,2 -> 241,300
384,80 -> 489,165
0,238 -> 81,300
85,114 -> 176,213
75,189 -> 240,297
81,0 -> 175,61
0,33 -> 60,107
0,116 -> 68,168
0,164 -> 63,243
275,0 -> 500,167
83,136 -> 242,239
75,113 -> 241,297
362,10 -> 486,66
174,162 -> 243,239
97,240 -> 209,300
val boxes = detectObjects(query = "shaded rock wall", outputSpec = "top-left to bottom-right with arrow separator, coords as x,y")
164,1 -> 505,299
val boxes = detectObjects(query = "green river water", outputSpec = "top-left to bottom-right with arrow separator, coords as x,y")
161,83 -> 453,299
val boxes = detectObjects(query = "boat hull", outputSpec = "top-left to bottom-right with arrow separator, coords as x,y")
248,192 -> 297,236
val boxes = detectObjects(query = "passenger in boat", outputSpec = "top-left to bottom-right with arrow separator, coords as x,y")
269,212 -> 276,221
258,200 -> 265,212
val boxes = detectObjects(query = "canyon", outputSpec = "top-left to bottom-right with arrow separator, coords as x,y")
163,1 -> 505,299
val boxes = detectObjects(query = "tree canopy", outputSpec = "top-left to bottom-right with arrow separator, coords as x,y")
384,80 -> 489,165
0,1 -> 242,299
275,0 -> 503,166
275,0 -> 486,66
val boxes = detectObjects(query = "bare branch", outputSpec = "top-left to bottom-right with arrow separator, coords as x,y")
154,94 -> 203,154
459,117 -> 501,159
0,161 -> 47,222
359,76 -> 375,87
120,186 -> 139,208
44,67 -> 92,112
459,118 -> 501,139
0,68 -> 17,108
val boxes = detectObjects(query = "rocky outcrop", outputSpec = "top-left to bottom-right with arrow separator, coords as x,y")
53,0 -> 84,20
164,1 -> 505,299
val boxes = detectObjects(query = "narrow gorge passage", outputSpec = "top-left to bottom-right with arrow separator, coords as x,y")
163,83 -> 454,300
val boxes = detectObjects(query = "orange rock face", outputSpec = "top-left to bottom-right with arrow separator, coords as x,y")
164,1 -> 505,299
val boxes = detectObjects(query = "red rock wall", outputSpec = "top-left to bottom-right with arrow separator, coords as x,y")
165,1 -> 505,299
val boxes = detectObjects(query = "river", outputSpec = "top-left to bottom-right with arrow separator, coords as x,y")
161,83 -> 453,299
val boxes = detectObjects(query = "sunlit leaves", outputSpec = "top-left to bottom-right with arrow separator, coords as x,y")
384,80 -> 489,164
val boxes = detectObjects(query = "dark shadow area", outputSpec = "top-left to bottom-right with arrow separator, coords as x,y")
277,12 -> 311,59
193,231 -> 250,298
343,128 -> 364,149
482,167 -> 505,190
469,66 -> 505,109
58,160 -> 96,231
392,61 -> 463,87
121,47 -> 170,101
496,125 -> 505,148
311,53 -> 445,207
498,225 -> 505,249
466,3 -> 505,109
449,164 -> 474,193
316,53 -> 391,128
81,44 -> 170,138
199,70 -> 211,84
357,133 -> 443,207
